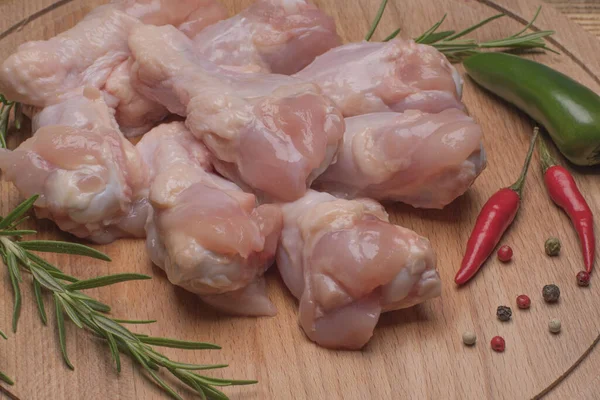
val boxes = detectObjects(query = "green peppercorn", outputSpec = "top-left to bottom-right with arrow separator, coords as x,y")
496,306 -> 512,321
545,237 -> 561,257
543,284 -> 560,303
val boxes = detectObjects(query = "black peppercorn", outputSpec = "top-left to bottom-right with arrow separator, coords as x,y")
496,305 -> 512,321
543,284 -> 560,303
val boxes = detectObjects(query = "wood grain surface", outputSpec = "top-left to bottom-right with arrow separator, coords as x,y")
548,0 -> 600,38
1,1 -> 600,399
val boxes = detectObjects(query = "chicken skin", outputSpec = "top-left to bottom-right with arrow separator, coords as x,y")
129,24 -> 344,202
0,88 -> 148,243
137,122 -> 282,316
277,190 -> 441,349
294,39 -> 463,117
0,0 -> 227,136
193,0 -> 341,74
314,110 -> 486,209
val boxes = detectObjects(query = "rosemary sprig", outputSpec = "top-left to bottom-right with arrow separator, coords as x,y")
0,195 -> 255,399
0,94 -> 20,149
366,1 -> 555,62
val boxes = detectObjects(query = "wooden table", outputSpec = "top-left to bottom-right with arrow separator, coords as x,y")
540,3 -> 600,399
1,1 -> 600,399
549,0 -> 600,38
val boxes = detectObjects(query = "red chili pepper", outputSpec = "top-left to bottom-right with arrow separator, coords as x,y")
539,137 -> 595,274
455,128 -> 539,285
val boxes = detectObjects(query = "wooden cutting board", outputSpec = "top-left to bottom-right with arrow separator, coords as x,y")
2,1 -> 600,399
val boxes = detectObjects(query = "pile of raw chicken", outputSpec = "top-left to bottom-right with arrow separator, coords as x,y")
0,0 -> 486,350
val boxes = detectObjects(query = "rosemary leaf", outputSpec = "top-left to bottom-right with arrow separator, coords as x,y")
0,104 -> 12,150
24,250 -> 62,272
8,254 -> 22,333
33,280 -> 48,325
18,240 -> 111,261
147,369 -> 184,400
70,292 -> 111,313
13,103 -> 22,131
138,336 -> 221,350
54,295 -> 75,370
200,383 -> 230,400
92,314 -> 140,343
0,371 -> 14,386
365,0 -> 388,41
173,370 -> 208,400
417,30 -> 455,45
195,374 -> 258,386
383,27 -> 401,42
0,195 -> 38,230
106,333 -> 121,373
66,273 -> 150,291
30,265 -> 65,293
415,14 -> 447,43
510,6 -> 541,38
165,361 -> 228,371
57,296 -> 84,329
6,248 -> 21,283
444,13 -> 504,41
47,270 -> 78,283
112,319 -> 157,325
7,216 -> 30,230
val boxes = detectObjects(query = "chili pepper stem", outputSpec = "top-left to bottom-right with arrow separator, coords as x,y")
538,133 -> 557,173
509,127 -> 539,196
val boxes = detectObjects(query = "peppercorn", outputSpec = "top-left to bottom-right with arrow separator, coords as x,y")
496,305 -> 512,321
545,237 -> 561,256
549,318 -> 561,334
542,284 -> 560,303
497,245 -> 513,262
491,336 -> 505,352
516,295 -> 531,309
577,271 -> 591,287
462,331 -> 477,346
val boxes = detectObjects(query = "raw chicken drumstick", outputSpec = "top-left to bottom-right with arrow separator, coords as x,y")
277,190 -> 441,349
137,122 -> 282,316
0,88 -> 148,243
129,24 -> 345,202
192,0 -> 341,74
314,110 -> 486,209
294,39 -> 463,117
0,0 -> 227,136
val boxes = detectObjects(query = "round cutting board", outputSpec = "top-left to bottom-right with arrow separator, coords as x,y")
1,1 -> 600,399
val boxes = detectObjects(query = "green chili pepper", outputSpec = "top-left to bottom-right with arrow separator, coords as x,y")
464,52 -> 600,166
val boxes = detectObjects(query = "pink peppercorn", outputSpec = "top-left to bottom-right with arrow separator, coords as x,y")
577,271 -> 590,287
516,295 -> 531,309
497,245 -> 513,262
491,336 -> 505,352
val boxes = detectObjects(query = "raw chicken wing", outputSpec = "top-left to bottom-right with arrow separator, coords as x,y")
277,190 -> 441,349
294,39 -> 463,116
0,5 -> 137,107
193,0 -> 341,74
138,122 -> 282,316
118,0 -> 228,37
314,110 -> 486,209
0,88 -> 148,243
0,0 -> 227,136
129,24 -> 345,201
